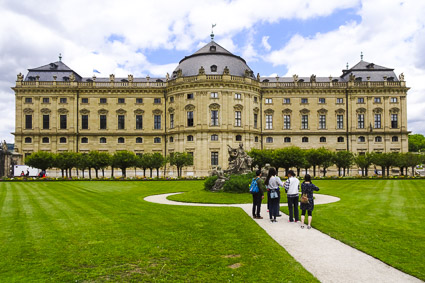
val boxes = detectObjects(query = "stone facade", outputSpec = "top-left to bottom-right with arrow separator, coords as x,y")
12,41 -> 409,176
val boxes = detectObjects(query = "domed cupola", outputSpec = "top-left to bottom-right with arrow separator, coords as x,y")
172,41 -> 255,79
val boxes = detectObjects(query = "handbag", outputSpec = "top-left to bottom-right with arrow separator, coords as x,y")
300,193 -> 309,204
270,190 -> 278,199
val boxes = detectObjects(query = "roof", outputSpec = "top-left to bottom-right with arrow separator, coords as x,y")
25,61 -> 82,82
340,60 -> 398,82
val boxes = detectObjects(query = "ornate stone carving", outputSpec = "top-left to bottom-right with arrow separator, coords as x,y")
356,107 -> 366,113
300,108 -> 310,114
167,107 -> 174,114
253,107 -> 259,113
209,103 -> 220,110
233,104 -> 243,111
79,108 -> 90,114
98,109 -> 109,114
69,73 -> 75,82
335,108 -> 345,114
282,108 -> 292,114
134,109 -> 145,114
23,108 -> 34,114
116,108 -> 127,114
211,166 -> 228,191
293,74 -> 299,83
257,73 -> 260,81
373,107 -> 383,114
264,108 -> 274,114
310,74 -> 316,83
40,108 -> 51,114
185,104 -> 195,111
317,108 -> 328,114
152,109 -> 163,115
223,66 -> 230,75
109,74 -> 115,82
58,108 -> 69,114
389,107 -> 400,114
224,143 -> 253,175
198,66 -> 205,75
17,73 -> 24,81
128,74 -> 133,82
349,73 -> 356,82
399,73 -> 404,81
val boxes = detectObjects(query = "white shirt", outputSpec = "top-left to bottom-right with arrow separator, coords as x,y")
286,176 -> 300,195
268,175 -> 283,190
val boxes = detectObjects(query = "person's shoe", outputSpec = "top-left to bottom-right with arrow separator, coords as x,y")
301,225 -> 305,229
253,215 -> 257,219
256,216 -> 263,219
276,214 -> 282,217
307,226 -> 311,229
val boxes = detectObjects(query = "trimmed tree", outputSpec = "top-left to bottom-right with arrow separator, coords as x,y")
333,151 -> 354,176
88,151 -> 111,178
151,152 -> 166,178
169,152 -> 194,178
25,151 -> 54,173
112,151 -> 137,178
354,153 -> 373,176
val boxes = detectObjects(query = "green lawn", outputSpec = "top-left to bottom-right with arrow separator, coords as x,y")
0,181 -> 316,282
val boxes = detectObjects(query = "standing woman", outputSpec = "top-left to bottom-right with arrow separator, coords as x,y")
265,167 -> 283,222
300,174 -> 320,229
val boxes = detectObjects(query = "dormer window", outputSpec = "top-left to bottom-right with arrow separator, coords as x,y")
387,77 -> 394,81
121,79 -> 128,82
332,79 -> 339,83
63,76 -> 69,82
210,65 -> 217,72
355,77 -> 362,81
28,76 -> 36,81
366,63 -> 375,69
262,79 -> 269,82
49,63 -> 58,69
209,46 -> 216,52
298,79 -> 304,82
156,79 -> 163,82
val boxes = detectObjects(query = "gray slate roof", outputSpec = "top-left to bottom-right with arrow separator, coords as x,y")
25,61 -> 82,82
340,60 -> 398,82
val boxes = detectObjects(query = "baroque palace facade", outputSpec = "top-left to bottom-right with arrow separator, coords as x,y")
13,41 -> 409,176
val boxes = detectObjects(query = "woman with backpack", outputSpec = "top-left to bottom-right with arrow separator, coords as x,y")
265,167 -> 283,222
300,174 -> 320,229
250,169 -> 265,219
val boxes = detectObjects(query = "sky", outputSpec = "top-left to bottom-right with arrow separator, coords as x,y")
1,0 -> 425,143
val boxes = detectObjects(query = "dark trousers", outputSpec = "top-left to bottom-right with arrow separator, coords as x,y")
269,194 -> 280,219
287,195 -> 299,222
267,190 -> 270,210
252,193 -> 262,217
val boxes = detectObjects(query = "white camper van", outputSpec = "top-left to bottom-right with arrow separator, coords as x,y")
13,165 -> 40,177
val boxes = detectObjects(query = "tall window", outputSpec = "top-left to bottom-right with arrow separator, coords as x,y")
42,137 -> 49,143
42,115 -> 49,129
187,111 -> 194,127
169,97 -> 174,103
211,152 -> 219,166
154,137 -> 161,143
60,137 -> 66,143
358,114 -> 365,129
336,98 -> 343,104
154,115 -> 161,129
211,92 -> 218,98
187,135 -> 194,141
236,135 -> 242,141
136,115 -> 143,129
100,115 -> 107,129
60,115 -> 67,129
319,115 -> 326,129
284,115 -> 290,129
170,114 -> 174,129
25,137 -> 32,143
235,93 -> 241,100
136,137 -> 143,143
266,115 -> 273,129
301,115 -> 308,129
265,98 -> 272,104
337,115 -> 344,129
81,115 -> 88,129
235,111 -> 241,127
118,115 -> 125,129
391,114 -> 398,128
374,114 -> 381,128
254,114 -> 258,128
211,110 -> 219,126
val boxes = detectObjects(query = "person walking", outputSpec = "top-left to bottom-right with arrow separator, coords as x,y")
265,167 -> 283,223
251,169 -> 265,219
300,174 -> 320,229
285,170 -> 300,222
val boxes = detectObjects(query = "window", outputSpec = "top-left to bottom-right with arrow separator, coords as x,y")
43,98 -> 50,103
154,115 -> 161,129
134,98 -> 143,104
255,136 -> 259,142
266,115 -> 273,129
100,98 -> 107,104
42,137 -> 49,143
265,98 -> 272,104
284,137 -> 291,143
100,137 -> 106,143
391,114 -> 398,128
60,98 -> 67,104
154,98 -> 161,104
392,136 -> 399,142
169,136 -> 174,143
301,115 -> 308,129
170,114 -> 174,129
358,114 -> 365,129
337,115 -> 344,129
235,93 -> 241,100
283,98 -> 290,104
187,135 -> 194,141
211,92 -> 218,98
169,97 -> 174,103
358,136 -> 366,142
118,137 -> 124,143
25,97 -> 32,103
254,96 -> 258,103
42,115 -> 49,129
211,134 -> 218,141
374,97 -> 381,103
284,115 -> 291,129
100,115 -> 107,129
254,114 -> 258,128
235,111 -> 241,127
336,98 -> 343,104
187,93 -> 194,99
132,137 -> 141,144
337,137 -> 344,143
375,136 -> 382,142
187,111 -> 194,127
210,65 -> 217,72
211,152 -> 219,166
374,114 -> 381,129
60,115 -> 67,129
25,115 -> 32,129
118,98 -> 125,104
266,137 -> 273,143
59,137 -> 66,143
154,137 -> 161,144
81,137 -> 88,143
357,97 -> 364,103
301,98 -> 308,104
81,115 -> 88,129
320,137 -> 326,142
118,115 -> 125,129
319,115 -> 326,129
236,135 -> 242,141
136,115 -> 143,129
211,110 -> 219,126
319,98 -> 326,104
390,97 -> 398,103
24,137 -> 32,143
81,98 -> 88,103
302,137 -> 309,143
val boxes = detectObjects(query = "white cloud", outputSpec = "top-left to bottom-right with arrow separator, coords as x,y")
262,36 -> 271,51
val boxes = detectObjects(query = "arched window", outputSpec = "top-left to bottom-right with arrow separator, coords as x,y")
392,136 -> 399,142
59,137 -> 67,143
211,134 -> 218,141
24,137 -> 32,143
337,137 -> 344,143
154,137 -> 161,143
42,137 -> 49,143
236,135 -> 242,141
302,137 -> 309,143
169,136 -> 174,143
358,136 -> 366,142
266,137 -> 273,143
117,137 -> 124,143
187,135 -> 194,141
136,137 -> 143,143
320,137 -> 326,143
100,137 -> 106,144
81,137 -> 88,143
254,136 -> 259,142
284,137 -> 291,143
210,65 -> 217,72
375,136 -> 382,142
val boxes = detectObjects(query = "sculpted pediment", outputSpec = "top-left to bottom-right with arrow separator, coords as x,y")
98,108 -> 109,114
40,108 -> 51,114
116,108 -> 127,114
58,108 -> 69,114
335,108 -> 345,114
233,104 -> 243,111
282,108 -> 292,114
23,108 -> 34,114
299,108 -> 310,114
356,107 -> 366,114
373,107 -> 383,114
134,108 -> 145,115
185,104 -> 195,111
79,108 -> 90,114
209,103 -> 220,110
153,109 -> 163,115
264,108 -> 274,114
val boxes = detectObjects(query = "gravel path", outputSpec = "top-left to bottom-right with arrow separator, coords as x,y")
144,193 -> 422,283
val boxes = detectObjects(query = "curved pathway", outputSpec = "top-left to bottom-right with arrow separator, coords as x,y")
144,193 -> 422,283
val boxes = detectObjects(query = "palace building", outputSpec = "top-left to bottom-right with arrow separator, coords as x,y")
12,40 -> 409,176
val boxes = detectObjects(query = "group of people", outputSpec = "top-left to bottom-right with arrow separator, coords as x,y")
251,167 -> 319,229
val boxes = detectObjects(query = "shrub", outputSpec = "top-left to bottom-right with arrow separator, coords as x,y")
204,175 -> 218,191
222,172 -> 256,193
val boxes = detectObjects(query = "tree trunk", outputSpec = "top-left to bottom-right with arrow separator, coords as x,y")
61,169 -> 64,178
361,168 -> 364,177
102,169 -> 105,177
365,168 -> 368,176
143,168 -> 146,177
88,168 -> 92,179
177,166 -> 180,178
69,168 -> 72,178
411,166 -> 415,177
156,168 -> 159,178
122,168 -> 126,178
135,167 -> 137,177
338,167 -> 341,177
66,169 -> 68,178
305,168 -> 308,175
95,169 -> 99,179
386,166 -> 390,176
381,166 -> 385,177
296,168 -> 301,177
343,167 -> 346,177
323,168 -> 326,177
313,166 -> 316,177
82,169 -> 85,178
150,169 -> 153,178
111,167 -> 114,178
